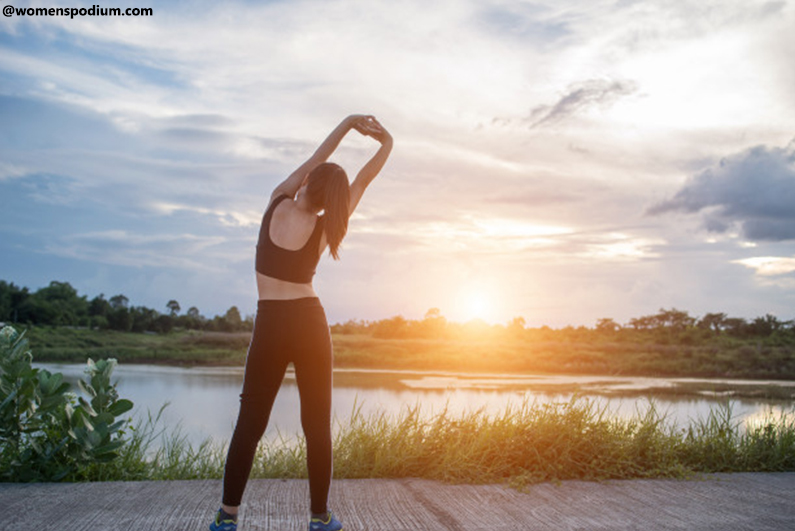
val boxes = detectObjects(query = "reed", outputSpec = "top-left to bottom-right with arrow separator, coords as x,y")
88,398 -> 795,487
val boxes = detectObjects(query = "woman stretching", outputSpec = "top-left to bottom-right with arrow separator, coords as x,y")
210,115 -> 393,531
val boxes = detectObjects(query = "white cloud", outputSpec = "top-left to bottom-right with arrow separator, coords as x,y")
47,230 -> 236,271
0,162 -> 28,180
734,257 -> 795,276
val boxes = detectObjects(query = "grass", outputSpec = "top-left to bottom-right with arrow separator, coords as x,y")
70,398 -> 795,488
24,327 -> 795,380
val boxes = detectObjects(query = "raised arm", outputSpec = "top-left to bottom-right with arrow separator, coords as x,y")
271,115 -> 371,200
349,117 -> 393,216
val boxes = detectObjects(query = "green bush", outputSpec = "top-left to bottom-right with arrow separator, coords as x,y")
0,326 -> 133,481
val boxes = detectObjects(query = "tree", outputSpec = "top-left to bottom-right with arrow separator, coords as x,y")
131,307 -> 158,333
109,294 -> 129,310
698,313 -> 727,333
0,281 -> 29,322
424,308 -> 442,320
152,314 -> 174,334
224,306 -> 242,330
89,294 -> 111,318
723,317 -> 748,337
508,316 -> 526,337
652,308 -> 695,331
419,308 -> 447,338
746,314 -> 784,337
372,315 -> 409,339
595,318 -> 619,333
509,316 -> 526,329
187,306 -> 201,319
628,315 -> 655,331
166,300 -> 181,317
23,281 -> 89,326
107,307 -> 133,332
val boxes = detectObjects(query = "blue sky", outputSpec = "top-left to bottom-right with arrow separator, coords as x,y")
1,0 -> 794,326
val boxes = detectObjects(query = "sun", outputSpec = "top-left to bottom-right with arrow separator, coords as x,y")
457,287 -> 496,323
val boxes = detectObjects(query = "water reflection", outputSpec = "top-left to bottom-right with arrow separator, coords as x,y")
36,363 -> 795,449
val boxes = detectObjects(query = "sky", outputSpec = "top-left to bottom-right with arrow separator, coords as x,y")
1,0 -> 794,327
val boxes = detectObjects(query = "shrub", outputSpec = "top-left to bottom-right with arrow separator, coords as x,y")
0,326 -> 133,481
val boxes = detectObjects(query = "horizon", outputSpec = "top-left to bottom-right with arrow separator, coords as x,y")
1,277 -> 790,330
2,1 -> 794,328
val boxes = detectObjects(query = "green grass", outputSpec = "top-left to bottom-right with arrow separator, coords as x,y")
71,398 -> 795,487
24,327 -> 795,380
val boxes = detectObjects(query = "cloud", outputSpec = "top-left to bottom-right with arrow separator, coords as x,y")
0,162 -> 28,180
527,78 -> 639,128
734,256 -> 795,276
649,140 -> 795,241
48,230 -> 234,270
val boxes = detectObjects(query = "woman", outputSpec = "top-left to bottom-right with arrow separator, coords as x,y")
210,114 -> 393,531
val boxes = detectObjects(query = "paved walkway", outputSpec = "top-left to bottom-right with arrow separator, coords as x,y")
2,473 -> 794,530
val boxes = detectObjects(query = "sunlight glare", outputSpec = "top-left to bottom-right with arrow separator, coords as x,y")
456,285 -> 498,324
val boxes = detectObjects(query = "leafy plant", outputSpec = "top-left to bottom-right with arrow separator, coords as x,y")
0,326 -> 133,481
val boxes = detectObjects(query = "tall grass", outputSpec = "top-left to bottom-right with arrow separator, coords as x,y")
89,398 -> 795,487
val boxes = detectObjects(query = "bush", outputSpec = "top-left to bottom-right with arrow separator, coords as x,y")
0,326 -> 134,481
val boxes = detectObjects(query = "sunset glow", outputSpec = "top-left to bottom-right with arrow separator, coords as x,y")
458,287 -> 497,324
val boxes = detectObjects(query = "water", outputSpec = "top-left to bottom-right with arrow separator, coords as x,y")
36,363 -> 795,448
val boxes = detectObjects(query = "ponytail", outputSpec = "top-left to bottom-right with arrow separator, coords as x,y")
306,162 -> 350,260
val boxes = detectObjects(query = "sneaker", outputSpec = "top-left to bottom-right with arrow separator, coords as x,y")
309,511 -> 344,531
209,508 -> 237,531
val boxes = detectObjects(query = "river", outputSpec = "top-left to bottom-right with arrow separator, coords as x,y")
36,363 -> 795,449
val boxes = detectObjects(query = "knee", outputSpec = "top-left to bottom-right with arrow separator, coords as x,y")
301,416 -> 331,445
234,397 -> 272,438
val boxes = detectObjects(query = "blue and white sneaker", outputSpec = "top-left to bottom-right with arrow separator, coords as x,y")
309,511 -> 344,531
209,508 -> 237,531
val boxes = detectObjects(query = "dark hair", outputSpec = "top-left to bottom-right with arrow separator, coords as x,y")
305,162 -> 350,260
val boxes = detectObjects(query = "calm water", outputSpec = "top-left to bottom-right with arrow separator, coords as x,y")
36,363 -> 795,448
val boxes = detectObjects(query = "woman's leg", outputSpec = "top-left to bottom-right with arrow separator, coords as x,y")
292,305 -> 334,515
221,309 -> 290,508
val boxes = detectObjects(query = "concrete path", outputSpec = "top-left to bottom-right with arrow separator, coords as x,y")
2,473 -> 794,530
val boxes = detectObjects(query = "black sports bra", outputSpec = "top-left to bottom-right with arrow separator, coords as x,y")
256,194 -> 325,283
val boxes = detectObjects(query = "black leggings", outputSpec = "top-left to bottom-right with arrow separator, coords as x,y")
222,297 -> 333,513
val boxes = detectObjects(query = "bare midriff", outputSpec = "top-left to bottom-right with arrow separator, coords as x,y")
256,271 -> 318,300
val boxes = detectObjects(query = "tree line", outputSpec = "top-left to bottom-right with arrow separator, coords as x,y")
332,307 -> 795,344
2,279 -> 793,344
0,280 -> 251,333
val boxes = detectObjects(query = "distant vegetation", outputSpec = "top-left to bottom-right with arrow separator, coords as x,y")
4,279 -> 795,379
0,280 -> 251,333
3,279 -> 793,342
334,306 -> 795,343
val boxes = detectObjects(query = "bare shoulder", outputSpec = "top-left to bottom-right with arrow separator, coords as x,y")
267,190 -> 293,211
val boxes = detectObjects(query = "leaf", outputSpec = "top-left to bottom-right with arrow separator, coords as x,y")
0,388 -> 18,412
80,412 -> 94,432
77,379 -> 96,398
93,440 -> 125,455
93,452 -> 118,462
108,422 -> 127,437
95,412 -> 114,425
78,397 -> 97,417
108,399 -> 134,416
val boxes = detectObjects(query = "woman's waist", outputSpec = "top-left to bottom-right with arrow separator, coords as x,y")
256,272 -> 318,301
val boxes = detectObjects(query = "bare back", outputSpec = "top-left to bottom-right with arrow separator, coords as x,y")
256,195 -> 328,300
